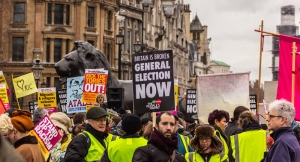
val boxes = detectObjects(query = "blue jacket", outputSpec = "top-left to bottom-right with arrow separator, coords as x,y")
265,127 -> 300,162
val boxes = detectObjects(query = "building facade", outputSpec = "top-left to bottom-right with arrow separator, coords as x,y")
272,5 -> 299,81
0,0 -> 119,109
210,60 -> 231,74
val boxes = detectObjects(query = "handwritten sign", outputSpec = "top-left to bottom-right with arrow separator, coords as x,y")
12,73 -> 37,98
38,88 -> 57,113
82,69 -> 108,103
33,115 -> 62,151
67,76 -> 86,113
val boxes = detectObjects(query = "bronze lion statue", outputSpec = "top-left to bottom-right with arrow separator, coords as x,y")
54,41 -> 188,118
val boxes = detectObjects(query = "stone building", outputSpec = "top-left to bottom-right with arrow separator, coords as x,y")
0,0 -> 119,109
210,60 -> 231,74
140,0 -> 191,95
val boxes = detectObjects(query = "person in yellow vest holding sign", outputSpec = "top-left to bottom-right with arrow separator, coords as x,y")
230,111 -> 266,162
185,125 -> 228,162
100,114 -> 147,161
208,110 -> 229,161
64,107 -> 109,162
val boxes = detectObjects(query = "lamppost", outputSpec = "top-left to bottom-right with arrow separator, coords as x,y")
41,79 -> 47,88
116,31 -> 124,79
134,36 -> 142,53
31,55 -> 44,99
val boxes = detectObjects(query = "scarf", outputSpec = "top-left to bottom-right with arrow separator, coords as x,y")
149,128 -> 178,155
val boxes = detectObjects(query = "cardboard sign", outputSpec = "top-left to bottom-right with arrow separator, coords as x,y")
29,100 -> 38,119
0,84 -> 10,110
57,89 -> 67,113
67,76 -> 86,113
33,115 -> 62,151
82,69 -> 108,103
132,50 -> 175,114
186,89 -> 198,121
38,88 -> 57,113
12,72 -> 38,98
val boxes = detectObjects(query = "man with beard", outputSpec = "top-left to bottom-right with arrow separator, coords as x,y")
132,112 -> 186,162
64,107 -> 109,162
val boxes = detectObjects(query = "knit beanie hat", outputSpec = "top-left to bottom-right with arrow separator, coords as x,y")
50,112 -> 72,135
122,114 -> 142,135
11,110 -> 34,133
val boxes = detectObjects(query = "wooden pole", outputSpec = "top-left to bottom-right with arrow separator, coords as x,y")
292,42 -> 297,104
254,29 -> 280,37
152,112 -> 156,130
257,20 -> 264,114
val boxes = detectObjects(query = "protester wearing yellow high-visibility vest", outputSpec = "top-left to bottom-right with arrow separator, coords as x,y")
230,111 -> 266,162
64,107 -> 109,162
208,109 -> 229,161
101,114 -> 147,161
185,125 -> 228,162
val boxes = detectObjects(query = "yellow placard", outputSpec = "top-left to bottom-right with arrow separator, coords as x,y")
174,79 -> 178,111
0,87 -> 9,103
38,91 -> 57,109
12,73 -> 38,98
0,71 -> 8,88
82,92 -> 98,103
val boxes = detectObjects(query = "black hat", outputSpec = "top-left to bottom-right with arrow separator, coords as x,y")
118,107 -> 127,115
86,107 -> 108,119
122,114 -> 142,135
177,112 -> 184,119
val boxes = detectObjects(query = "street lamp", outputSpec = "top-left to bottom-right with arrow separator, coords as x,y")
116,31 -> 124,79
134,36 -> 142,53
31,55 -> 44,89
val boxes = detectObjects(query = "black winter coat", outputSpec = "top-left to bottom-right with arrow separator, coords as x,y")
132,143 -> 186,162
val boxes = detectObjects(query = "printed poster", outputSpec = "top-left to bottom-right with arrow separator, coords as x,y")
132,50 -> 175,114
82,69 -> 108,103
57,89 -> 67,113
185,89 -> 198,121
0,84 -> 10,110
29,100 -> 38,119
67,76 -> 86,113
197,72 -> 250,123
38,87 -> 57,113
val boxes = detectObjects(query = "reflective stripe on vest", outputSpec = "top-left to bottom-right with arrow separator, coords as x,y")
185,152 -> 223,162
230,129 -> 266,162
188,152 -> 193,162
80,131 -> 108,162
179,134 -> 189,153
214,130 -> 228,156
107,137 -> 147,162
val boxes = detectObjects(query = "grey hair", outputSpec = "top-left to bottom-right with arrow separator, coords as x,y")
33,108 -> 48,124
268,99 -> 295,126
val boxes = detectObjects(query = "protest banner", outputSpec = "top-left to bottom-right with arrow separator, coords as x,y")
186,89 -> 198,121
132,50 -> 175,114
67,76 -> 86,113
249,94 -> 257,114
12,72 -> 38,98
197,72 -> 250,123
29,100 -> 38,119
38,88 -> 57,113
29,115 -> 62,157
82,69 -> 108,103
57,89 -> 67,113
0,84 -> 10,110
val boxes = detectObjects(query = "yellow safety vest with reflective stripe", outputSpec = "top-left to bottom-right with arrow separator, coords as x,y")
107,137 -> 147,162
230,129 -> 266,162
106,133 -> 120,144
214,130 -> 228,158
185,151 -> 227,162
79,131 -> 109,162
179,134 -> 190,153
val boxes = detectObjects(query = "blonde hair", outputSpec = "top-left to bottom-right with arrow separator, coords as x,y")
0,114 -> 14,135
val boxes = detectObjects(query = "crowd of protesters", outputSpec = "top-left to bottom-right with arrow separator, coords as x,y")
0,99 -> 300,162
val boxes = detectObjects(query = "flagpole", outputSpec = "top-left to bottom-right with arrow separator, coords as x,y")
257,20 -> 264,114
254,29 -> 280,37
291,42 -> 300,104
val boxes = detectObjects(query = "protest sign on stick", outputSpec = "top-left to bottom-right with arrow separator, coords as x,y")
132,50 -> 175,114
0,84 -> 10,110
67,76 -> 86,113
57,89 -> 67,113
185,89 -> 198,122
12,73 -> 38,98
38,87 -> 57,113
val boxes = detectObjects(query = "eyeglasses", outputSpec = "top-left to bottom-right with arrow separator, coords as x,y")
199,138 -> 211,142
268,114 -> 282,119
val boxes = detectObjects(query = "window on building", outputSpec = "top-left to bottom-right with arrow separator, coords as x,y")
193,33 -> 196,40
47,3 -> 70,25
197,33 -> 200,40
46,77 -> 51,87
105,43 -> 111,64
54,77 -> 61,89
12,37 -> 24,61
54,4 -> 63,24
54,38 -> 62,62
46,38 -> 51,62
127,31 -> 131,52
107,11 -> 112,30
13,3 -> 25,23
88,7 -> 95,27
88,40 -> 94,46
66,39 -> 69,54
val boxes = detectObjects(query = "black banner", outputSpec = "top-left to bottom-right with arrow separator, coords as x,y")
57,89 -> 67,113
29,100 -> 38,119
132,50 -> 175,114
249,94 -> 257,114
185,89 -> 198,121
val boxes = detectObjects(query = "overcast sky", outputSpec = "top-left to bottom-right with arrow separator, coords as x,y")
188,0 -> 299,84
